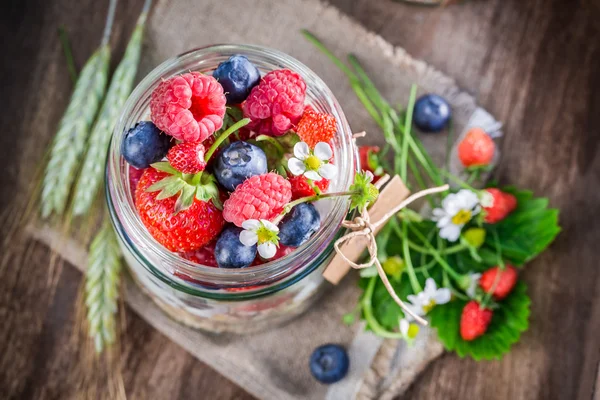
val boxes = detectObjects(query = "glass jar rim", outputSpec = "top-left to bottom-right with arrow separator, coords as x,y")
106,44 -> 357,284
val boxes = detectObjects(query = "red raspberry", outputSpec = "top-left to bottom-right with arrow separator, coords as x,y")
457,127 -> 495,168
460,301 -> 493,341
135,168 -> 225,252
150,72 -> 226,142
483,188 -> 517,223
296,108 -> 337,148
479,265 -> 518,300
288,175 -> 330,200
223,173 -> 292,227
166,141 -> 207,174
242,69 -> 306,136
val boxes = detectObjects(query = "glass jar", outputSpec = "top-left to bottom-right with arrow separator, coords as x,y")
106,45 -> 358,334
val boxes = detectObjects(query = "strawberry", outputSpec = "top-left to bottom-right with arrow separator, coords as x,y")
135,167 -> 224,252
460,301 -> 493,341
296,107 -> 337,148
288,175 -> 330,200
483,188 -> 517,223
167,141 -> 207,174
457,127 -> 495,168
479,265 -> 517,300
358,145 -> 384,183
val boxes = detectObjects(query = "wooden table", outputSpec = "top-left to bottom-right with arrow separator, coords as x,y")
1,0 -> 599,399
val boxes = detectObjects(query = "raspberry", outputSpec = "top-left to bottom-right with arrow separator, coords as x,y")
150,72 -> 226,142
167,141 -> 207,174
242,69 -> 306,136
223,173 -> 292,227
296,108 -> 337,148
288,175 -> 330,200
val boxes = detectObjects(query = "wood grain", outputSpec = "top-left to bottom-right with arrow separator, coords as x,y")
1,0 -> 599,399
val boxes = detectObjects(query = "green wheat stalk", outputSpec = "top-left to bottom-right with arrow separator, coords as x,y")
40,0 -> 118,219
71,11 -> 149,216
85,218 -> 122,353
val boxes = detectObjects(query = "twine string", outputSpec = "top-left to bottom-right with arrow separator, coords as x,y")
334,177 -> 449,325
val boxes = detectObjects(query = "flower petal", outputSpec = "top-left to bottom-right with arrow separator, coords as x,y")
440,224 -> 461,242
239,230 -> 258,246
318,163 -> 337,180
424,278 -> 437,295
314,142 -> 333,160
304,170 -> 322,181
258,242 -> 277,259
261,219 -> 279,233
293,142 -> 310,160
433,288 -> 452,305
399,319 -> 409,335
288,158 -> 306,176
241,219 -> 261,231
364,170 -> 374,182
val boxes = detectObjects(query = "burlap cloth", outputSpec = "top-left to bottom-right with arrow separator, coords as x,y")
32,0 -> 501,398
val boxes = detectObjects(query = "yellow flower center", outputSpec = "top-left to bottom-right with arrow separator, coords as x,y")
305,155 -> 322,170
451,209 -> 472,225
422,299 -> 437,313
407,323 -> 420,339
256,226 -> 276,244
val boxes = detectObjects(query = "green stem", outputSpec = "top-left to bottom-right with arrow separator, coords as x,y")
441,169 -> 478,191
361,276 -> 405,339
466,169 -> 481,185
400,85 -> 418,182
58,26 -> 78,83
309,180 -> 322,195
402,220 -> 423,293
407,239 -> 468,256
204,118 -> 250,162
256,134 -> 286,155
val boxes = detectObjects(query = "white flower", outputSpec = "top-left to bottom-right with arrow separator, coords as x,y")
432,189 -> 481,242
479,190 -> 494,208
287,142 -> 337,181
399,318 -> 420,342
407,278 -> 452,315
465,272 -> 481,298
239,219 -> 279,259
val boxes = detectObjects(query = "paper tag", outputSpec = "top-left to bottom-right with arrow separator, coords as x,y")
323,175 -> 410,284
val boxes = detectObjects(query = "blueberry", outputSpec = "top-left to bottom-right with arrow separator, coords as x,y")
121,121 -> 172,169
215,225 -> 257,268
214,141 -> 268,191
213,55 -> 261,104
278,203 -> 321,247
309,344 -> 349,384
413,94 -> 451,133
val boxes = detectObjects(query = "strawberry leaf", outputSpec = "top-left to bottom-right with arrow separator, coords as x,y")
429,281 -> 530,360
196,173 -> 222,210
146,175 -> 181,193
151,161 -> 179,175
156,179 -> 186,200
174,184 -> 196,214
483,188 -> 561,266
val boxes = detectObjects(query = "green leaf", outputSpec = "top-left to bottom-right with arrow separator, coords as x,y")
71,14 -> 148,216
41,45 -> 110,218
156,180 -> 186,200
85,218 -> 122,353
150,161 -> 179,175
174,184 -> 196,214
196,173 -> 222,210
483,188 -> 561,266
146,175 -> 182,193
429,281 -> 530,360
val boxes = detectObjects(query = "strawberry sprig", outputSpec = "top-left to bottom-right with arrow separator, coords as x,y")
145,118 -> 250,213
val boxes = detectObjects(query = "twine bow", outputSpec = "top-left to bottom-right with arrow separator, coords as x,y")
334,174 -> 449,325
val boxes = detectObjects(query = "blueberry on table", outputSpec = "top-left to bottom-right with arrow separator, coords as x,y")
213,55 -> 261,104
413,94 -> 451,133
214,141 -> 268,192
121,121 -> 172,169
215,225 -> 257,268
309,344 -> 349,384
278,203 -> 321,247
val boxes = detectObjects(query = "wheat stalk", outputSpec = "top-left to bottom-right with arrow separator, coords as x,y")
71,12 -> 149,216
85,217 -> 122,353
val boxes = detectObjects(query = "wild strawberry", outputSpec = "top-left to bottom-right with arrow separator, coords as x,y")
242,69 -> 306,136
358,145 -> 384,182
296,108 -> 337,148
479,265 -> 517,300
288,175 -> 330,200
135,168 -> 224,252
223,173 -> 292,227
150,72 -> 226,142
482,188 -> 517,223
457,127 -> 495,168
166,141 -> 207,174
460,301 -> 493,341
